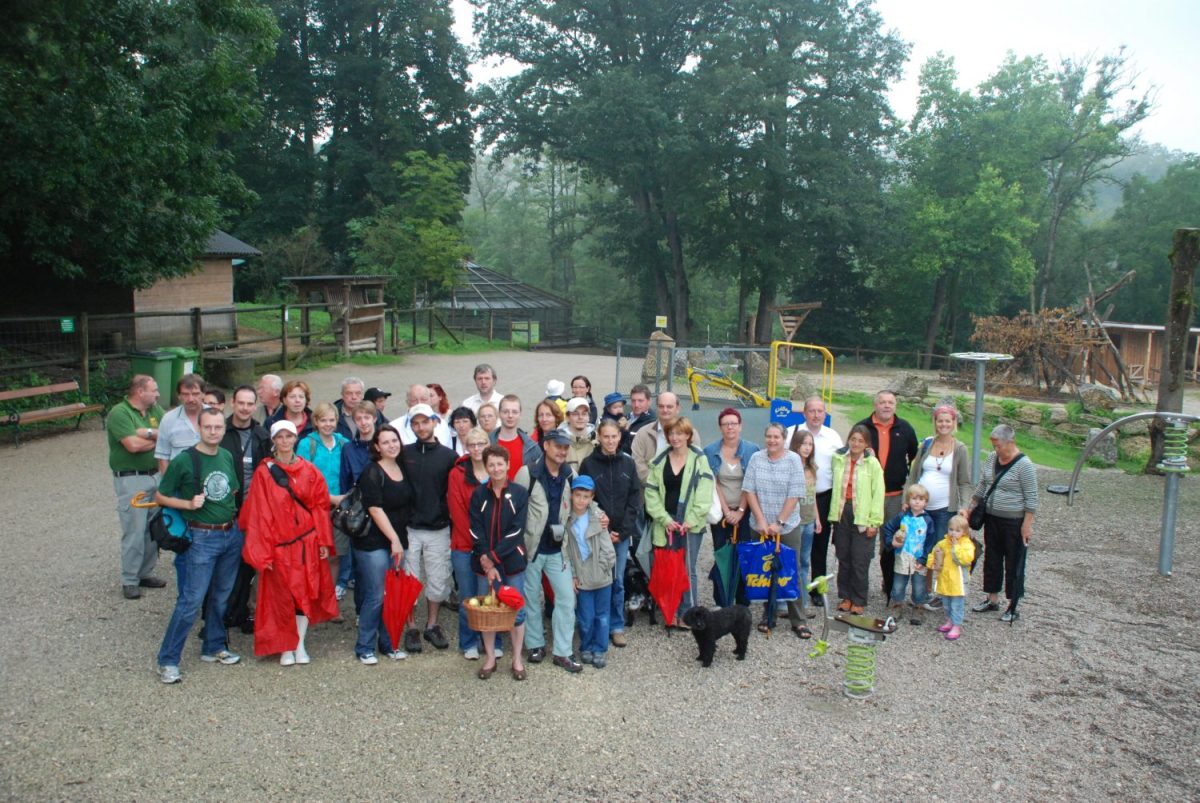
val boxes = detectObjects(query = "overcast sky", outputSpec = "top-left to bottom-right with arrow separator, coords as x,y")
453,0 -> 1199,154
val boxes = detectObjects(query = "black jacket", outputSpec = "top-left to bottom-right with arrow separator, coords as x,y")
220,418 -> 271,509
333,398 -> 387,441
855,414 -> 919,494
401,438 -> 456,529
579,449 -> 641,540
469,482 -> 529,576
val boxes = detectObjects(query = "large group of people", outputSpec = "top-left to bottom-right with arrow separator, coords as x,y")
105,365 -> 1038,685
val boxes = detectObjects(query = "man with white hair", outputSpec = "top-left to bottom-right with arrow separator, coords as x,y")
787,396 -> 842,606
257,374 -> 283,422
391,384 -> 451,447
333,377 -> 367,439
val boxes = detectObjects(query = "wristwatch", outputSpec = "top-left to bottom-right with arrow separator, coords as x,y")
776,519 -> 786,527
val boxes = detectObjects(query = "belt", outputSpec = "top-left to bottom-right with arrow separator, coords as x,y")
114,469 -> 157,477
189,521 -> 235,532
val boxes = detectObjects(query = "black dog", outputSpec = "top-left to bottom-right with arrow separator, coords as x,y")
681,605 -> 751,667
623,559 -> 657,627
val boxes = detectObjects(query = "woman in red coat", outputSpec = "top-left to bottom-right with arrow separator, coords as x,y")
240,419 -> 339,665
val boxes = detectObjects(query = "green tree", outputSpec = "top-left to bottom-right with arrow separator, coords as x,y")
351,151 -> 469,302
0,0 -> 278,287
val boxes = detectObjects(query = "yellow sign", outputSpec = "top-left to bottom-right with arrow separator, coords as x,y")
655,315 -> 668,328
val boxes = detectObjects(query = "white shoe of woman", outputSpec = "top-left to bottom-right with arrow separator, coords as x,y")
280,651 -> 296,666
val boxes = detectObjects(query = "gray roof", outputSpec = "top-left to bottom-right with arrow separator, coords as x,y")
205,230 -> 261,258
442,262 -> 571,311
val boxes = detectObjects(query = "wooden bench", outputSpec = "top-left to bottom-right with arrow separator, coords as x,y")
0,380 -> 106,446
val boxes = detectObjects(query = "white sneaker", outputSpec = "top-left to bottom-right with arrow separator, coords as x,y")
295,647 -> 311,665
280,651 -> 296,667
335,585 -> 346,601
157,665 -> 181,684
463,647 -> 479,660
359,653 -> 378,665
495,647 -> 504,658
200,649 -> 241,665
387,649 -> 408,661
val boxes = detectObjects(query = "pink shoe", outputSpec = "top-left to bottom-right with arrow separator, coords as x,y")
937,620 -> 953,633
945,625 -> 962,641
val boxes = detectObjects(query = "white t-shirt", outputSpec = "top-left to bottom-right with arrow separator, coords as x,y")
460,390 -> 503,413
917,451 -> 952,510
390,412 -> 452,447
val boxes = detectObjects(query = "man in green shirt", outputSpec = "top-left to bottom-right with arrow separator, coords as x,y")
154,407 -> 243,683
106,374 -> 166,599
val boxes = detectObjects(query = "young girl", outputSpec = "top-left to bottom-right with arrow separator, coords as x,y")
829,424 -> 885,614
789,428 -> 822,616
926,514 -> 977,641
882,483 -> 934,625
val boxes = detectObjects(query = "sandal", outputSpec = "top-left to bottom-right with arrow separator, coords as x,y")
792,625 -> 813,640
836,599 -> 852,612
477,663 -> 497,680
511,665 -> 527,681
849,605 -> 865,615
756,622 -> 771,634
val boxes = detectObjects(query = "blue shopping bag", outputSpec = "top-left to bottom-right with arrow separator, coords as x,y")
736,536 -> 800,603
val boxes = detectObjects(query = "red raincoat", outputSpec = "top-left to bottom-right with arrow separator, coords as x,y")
240,457 -> 339,656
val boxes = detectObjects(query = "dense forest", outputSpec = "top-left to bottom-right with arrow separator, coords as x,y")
2,0 -> 1197,355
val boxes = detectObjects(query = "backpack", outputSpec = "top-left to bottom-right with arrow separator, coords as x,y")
149,448 -> 202,554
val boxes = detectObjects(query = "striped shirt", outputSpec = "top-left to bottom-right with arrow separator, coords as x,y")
973,453 -> 1038,518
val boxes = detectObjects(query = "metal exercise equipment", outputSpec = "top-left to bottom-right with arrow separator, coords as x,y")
806,574 -> 897,699
1067,411 -> 1199,576
951,352 -> 1014,484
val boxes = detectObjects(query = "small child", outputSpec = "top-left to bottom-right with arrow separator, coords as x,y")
882,484 -> 934,625
564,475 -> 617,668
545,380 -> 568,415
926,514 -> 977,641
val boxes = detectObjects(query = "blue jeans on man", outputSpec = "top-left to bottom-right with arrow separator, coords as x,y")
524,551 -> 575,657
157,524 -> 244,667
352,547 -> 396,658
608,538 -> 629,634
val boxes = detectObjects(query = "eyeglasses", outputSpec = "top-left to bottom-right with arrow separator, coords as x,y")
467,442 -> 489,449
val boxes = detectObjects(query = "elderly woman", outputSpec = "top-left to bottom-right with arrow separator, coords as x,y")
743,422 -> 811,634
907,404 -> 974,553
447,427 -> 493,660
448,406 -> 477,457
962,424 -> 1037,622
830,424 -> 885,614
702,407 -> 759,606
265,380 -> 314,438
644,417 -> 714,624
239,420 -> 339,665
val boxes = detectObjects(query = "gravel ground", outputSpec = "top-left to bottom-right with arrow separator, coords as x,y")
2,351 -> 1198,800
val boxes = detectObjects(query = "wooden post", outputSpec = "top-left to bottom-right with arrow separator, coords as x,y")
1147,228 -> 1200,472
79,311 -> 90,395
280,303 -> 289,369
301,305 -> 311,346
488,311 -> 494,342
427,308 -> 433,345
191,307 -> 204,370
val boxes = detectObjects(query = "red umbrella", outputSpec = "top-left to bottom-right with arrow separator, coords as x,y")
383,568 -> 423,648
649,546 -> 690,627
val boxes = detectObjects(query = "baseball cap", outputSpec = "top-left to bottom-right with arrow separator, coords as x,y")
572,475 -> 596,492
566,397 -> 590,413
408,403 -> 435,420
364,387 -> 391,403
542,429 -> 571,446
270,420 -> 298,438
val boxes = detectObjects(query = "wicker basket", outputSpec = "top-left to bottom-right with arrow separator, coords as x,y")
464,596 -> 518,632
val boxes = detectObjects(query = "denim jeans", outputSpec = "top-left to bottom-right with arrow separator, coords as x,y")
609,538 -> 629,634
451,549 -> 488,652
577,585 -> 613,655
676,530 -> 704,617
524,551 -> 574,656
926,507 -> 951,544
943,594 -> 965,625
336,542 -> 354,589
156,524 -> 244,666
799,521 -> 815,591
890,570 -> 928,605
353,547 -> 395,658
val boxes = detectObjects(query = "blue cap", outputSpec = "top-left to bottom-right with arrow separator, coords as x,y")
572,474 -> 596,491
542,428 -> 571,446
603,392 -> 624,408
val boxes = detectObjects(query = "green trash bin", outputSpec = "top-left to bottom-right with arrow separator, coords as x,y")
128,350 -> 174,396
160,347 -> 200,393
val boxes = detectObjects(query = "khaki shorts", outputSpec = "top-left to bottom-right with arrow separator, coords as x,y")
406,527 -> 452,602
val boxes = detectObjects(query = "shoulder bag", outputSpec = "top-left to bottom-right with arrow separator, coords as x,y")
968,452 -> 1025,531
150,448 -> 202,554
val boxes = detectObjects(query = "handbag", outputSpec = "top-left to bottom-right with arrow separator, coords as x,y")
968,453 -> 1025,531
332,486 -> 369,537
736,532 -> 800,603
706,485 -> 724,525
149,448 -> 202,554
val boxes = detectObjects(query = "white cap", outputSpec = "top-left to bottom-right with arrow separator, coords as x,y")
566,397 -> 590,413
270,420 -> 298,438
408,403 -> 435,420
546,379 -> 565,397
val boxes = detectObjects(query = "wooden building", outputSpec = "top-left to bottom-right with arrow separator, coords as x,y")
434,262 -> 573,345
1088,322 -> 1200,388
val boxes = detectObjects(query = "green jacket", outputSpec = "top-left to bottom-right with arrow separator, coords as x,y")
644,447 -> 714,547
564,501 -> 616,590
830,448 -> 885,529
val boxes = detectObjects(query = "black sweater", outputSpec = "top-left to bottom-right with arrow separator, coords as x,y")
401,439 -> 456,529
579,449 -> 642,540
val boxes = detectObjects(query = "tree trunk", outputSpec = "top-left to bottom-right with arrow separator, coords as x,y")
754,270 -> 777,346
922,273 -> 949,370
736,255 -> 751,345
1146,228 -> 1200,472
664,209 -> 689,342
